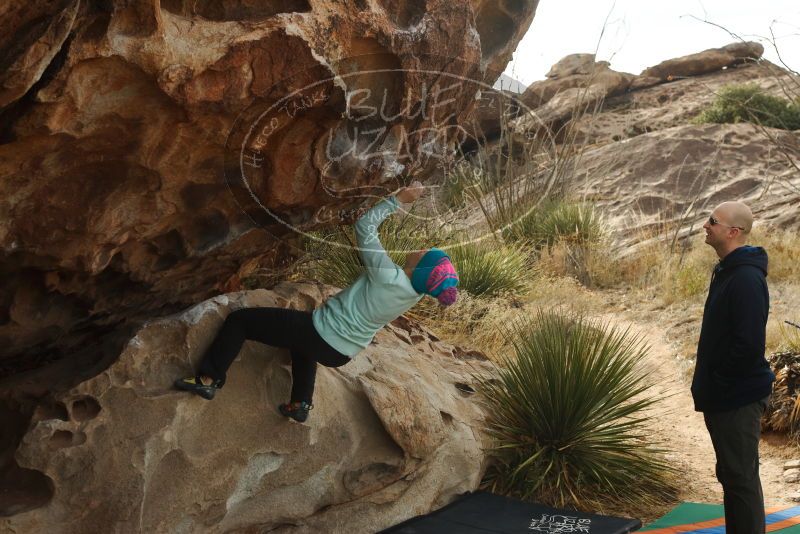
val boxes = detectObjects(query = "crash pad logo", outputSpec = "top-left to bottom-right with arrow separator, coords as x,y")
223,54 -> 545,251
529,514 -> 592,533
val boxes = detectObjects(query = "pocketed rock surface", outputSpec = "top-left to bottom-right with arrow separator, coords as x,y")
1,282 -> 494,533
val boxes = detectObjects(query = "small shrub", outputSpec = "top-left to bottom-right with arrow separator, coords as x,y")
479,311 -> 678,511
536,240 -> 600,287
448,240 -> 532,298
504,201 -> 603,248
673,261 -> 709,298
749,227 -> 800,283
695,84 -> 800,131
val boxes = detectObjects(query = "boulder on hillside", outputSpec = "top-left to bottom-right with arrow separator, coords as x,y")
520,54 -> 634,113
514,56 -> 634,135
545,53 -> 602,78
640,41 -> 764,82
0,282 -> 493,533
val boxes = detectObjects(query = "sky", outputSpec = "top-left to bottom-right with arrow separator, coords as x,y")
502,0 -> 800,87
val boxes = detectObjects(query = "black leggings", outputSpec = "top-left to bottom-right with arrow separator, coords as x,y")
197,307 -> 350,404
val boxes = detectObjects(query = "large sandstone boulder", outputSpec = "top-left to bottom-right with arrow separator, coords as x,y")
0,282 -> 493,533
520,54 -> 634,110
515,54 -> 634,132
640,41 -> 764,82
545,53 -> 603,78
0,0 -> 539,379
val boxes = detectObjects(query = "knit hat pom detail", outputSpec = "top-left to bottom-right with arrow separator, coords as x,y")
436,287 -> 458,307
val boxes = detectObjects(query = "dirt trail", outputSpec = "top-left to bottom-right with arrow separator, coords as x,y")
599,312 -> 796,508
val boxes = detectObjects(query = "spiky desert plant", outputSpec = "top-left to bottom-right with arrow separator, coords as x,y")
447,240 -> 532,298
479,310 -> 678,511
504,200 -> 603,248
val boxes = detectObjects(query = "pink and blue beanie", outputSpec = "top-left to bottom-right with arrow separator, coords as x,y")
410,248 -> 459,306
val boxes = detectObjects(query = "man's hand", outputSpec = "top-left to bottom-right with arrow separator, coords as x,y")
396,181 -> 424,204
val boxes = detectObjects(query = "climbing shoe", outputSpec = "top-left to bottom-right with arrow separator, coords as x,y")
278,401 -> 313,423
174,375 -> 223,400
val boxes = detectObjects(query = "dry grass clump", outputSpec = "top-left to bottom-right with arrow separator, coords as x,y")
781,322 -> 800,353
563,228 -> 715,304
749,227 -> 800,283
579,222 -> 800,307
656,244 -> 716,305
412,274 -> 605,360
408,292 -> 521,359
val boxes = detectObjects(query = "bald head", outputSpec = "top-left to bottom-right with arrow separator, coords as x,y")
704,201 -> 754,258
714,201 -> 754,234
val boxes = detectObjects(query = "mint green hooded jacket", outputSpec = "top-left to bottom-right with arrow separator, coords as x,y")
311,196 -> 423,357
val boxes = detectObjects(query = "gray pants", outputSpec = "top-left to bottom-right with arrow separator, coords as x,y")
703,397 -> 769,534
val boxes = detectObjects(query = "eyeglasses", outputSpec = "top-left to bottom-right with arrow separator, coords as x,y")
708,215 -> 744,231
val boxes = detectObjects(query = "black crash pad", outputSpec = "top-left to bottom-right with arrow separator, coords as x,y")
381,491 -> 642,534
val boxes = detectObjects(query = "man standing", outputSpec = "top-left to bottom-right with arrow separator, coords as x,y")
692,201 -> 775,533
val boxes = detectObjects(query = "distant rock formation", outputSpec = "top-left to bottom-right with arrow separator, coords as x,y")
508,42 -> 797,243
521,53 -> 634,111
517,42 -> 766,127
1,283 -> 493,532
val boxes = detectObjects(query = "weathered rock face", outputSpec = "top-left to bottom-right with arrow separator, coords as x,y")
545,53 -> 600,78
0,0 -> 539,377
1,283 -> 493,532
574,123 -> 800,245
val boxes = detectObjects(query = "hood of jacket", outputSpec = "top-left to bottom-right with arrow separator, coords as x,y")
717,245 -> 768,276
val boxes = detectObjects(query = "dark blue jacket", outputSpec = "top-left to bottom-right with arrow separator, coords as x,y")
691,245 -> 774,413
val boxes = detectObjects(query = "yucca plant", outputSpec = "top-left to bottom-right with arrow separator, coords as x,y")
504,200 -> 603,248
447,240 -> 532,297
479,310 -> 678,511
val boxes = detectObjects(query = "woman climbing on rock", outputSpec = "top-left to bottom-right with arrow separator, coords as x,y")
174,182 -> 459,422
